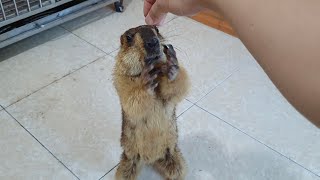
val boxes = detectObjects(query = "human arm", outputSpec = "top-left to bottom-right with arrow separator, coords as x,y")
144,0 -> 320,127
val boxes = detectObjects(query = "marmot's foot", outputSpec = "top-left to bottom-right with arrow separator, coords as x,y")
141,62 -> 161,95
164,44 -> 180,82
153,147 -> 187,180
115,152 -> 141,180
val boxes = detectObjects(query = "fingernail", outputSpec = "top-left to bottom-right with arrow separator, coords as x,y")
145,15 -> 154,25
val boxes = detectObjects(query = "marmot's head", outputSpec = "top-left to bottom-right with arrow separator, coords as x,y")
116,25 -> 165,76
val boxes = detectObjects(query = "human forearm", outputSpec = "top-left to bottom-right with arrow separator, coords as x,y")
144,0 -> 320,127
208,0 -> 320,127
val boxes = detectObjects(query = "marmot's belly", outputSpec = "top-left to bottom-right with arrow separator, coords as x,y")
135,119 -> 177,163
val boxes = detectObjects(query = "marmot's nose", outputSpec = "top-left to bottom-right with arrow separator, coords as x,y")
146,37 -> 159,49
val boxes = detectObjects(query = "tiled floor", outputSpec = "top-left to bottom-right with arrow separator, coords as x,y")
0,0 -> 319,180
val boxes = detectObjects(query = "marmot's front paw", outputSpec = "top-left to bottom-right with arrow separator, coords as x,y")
164,44 -> 179,82
141,63 -> 160,95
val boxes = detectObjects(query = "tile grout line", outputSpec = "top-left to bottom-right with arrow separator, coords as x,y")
189,67 -> 240,105
108,47 -> 120,57
98,163 -> 119,180
187,63 -> 319,176
162,16 -> 179,26
194,104 -> 320,178
61,15 -> 182,59
60,25 -> 121,59
5,54 -> 108,109
59,25 -> 118,56
2,108 -> 81,180
178,101 -> 195,118
3,25 -> 113,108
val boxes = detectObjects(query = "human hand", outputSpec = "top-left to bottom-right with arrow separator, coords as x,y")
144,0 -> 208,25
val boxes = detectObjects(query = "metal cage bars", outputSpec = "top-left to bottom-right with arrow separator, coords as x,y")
0,0 -> 52,22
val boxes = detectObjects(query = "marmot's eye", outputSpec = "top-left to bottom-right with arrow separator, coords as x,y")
126,34 -> 133,42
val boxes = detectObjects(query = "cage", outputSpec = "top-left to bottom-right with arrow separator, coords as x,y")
0,0 -> 123,48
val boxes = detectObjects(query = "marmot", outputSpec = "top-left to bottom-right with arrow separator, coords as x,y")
112,25 -> 190,180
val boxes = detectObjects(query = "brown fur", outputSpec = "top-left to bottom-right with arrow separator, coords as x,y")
113,25 -> 190,180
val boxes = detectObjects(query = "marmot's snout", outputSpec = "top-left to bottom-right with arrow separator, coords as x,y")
145,36 -> 160,55
140,27 -> 162,65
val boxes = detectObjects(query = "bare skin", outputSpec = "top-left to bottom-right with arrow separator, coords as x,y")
144,0 -> 320,128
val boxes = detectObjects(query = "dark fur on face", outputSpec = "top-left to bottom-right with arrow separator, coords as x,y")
117,25 -> 165,76
120,25 -> 164,51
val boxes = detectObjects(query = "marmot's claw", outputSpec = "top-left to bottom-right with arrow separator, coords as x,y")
163,44 -> 179,81
167,44 -> 175,55
163,44 -> 178,67
168,65 -> 179,82
163,44 -> 177,58
147,81 -> 159,94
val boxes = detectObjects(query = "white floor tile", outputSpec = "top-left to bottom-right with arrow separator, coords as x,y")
101,106 -> 318,180
0,27 -> 105,107
0,111 -> 76,180
7,56 -> 122,180
197,59 -> 320,176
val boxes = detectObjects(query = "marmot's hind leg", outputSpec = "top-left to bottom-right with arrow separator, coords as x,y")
153,147 -> 187,180
115,152 -> 142,180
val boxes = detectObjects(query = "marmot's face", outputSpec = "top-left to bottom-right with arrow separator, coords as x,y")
119,25 -> 165,76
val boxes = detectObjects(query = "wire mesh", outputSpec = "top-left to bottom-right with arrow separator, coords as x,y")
0,0 -> 52,22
